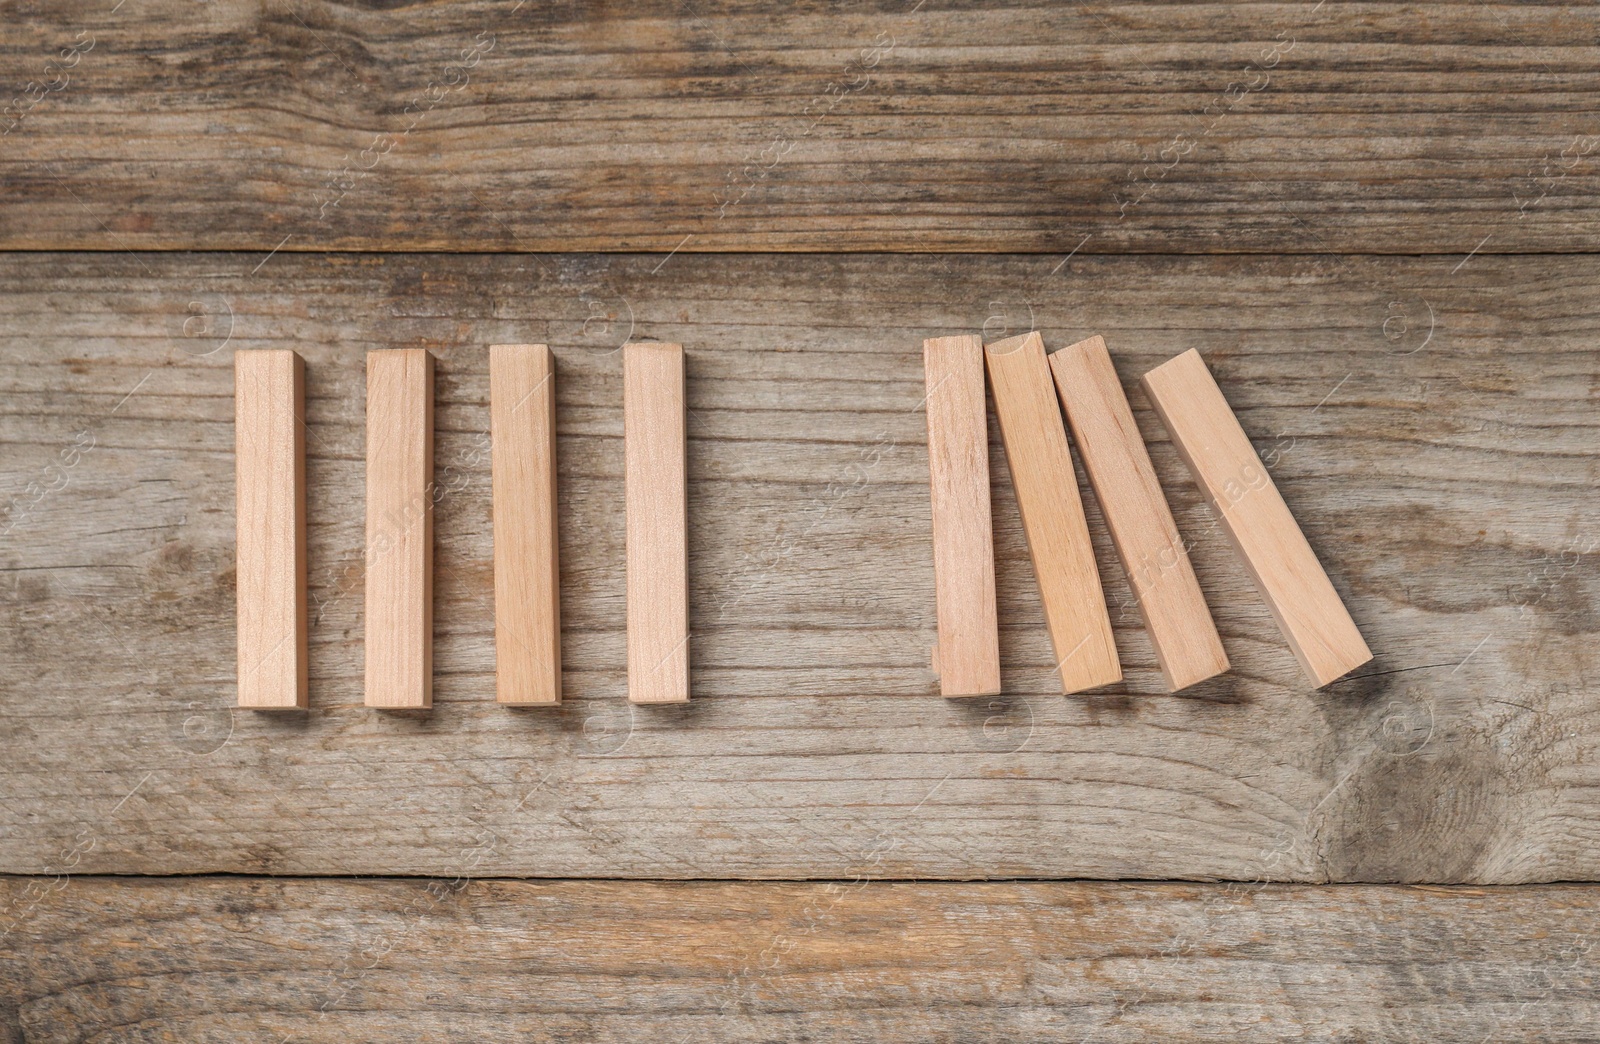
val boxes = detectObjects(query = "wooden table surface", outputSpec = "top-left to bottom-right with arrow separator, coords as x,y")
3,2 -> 1598,1040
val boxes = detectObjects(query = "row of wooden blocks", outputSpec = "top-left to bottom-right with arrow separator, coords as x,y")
927,332 -> 1371,698
237,343 -> 686,709
235,335 -> 1371,711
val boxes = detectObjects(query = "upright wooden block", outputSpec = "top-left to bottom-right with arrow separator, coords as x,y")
1141,349 -> 1372,687
623,342 -> 690,704
923,335 -> 1001,698
1049,336 -> 1228,692
365,349 -> 434,709
984,332 -> 1121,694
490,344 -> 562,706
235,349 -> 307,709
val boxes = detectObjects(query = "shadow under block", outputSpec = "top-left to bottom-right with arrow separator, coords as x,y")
490,344 -> 562,706
365,349 -> 435,709
624,342 -> 690,704
1140,349 -> 1372,688
1049,336 -> 1228,692
234,349 -> 307,709
983,332 -> 1121,694
923,335 -> 1002,698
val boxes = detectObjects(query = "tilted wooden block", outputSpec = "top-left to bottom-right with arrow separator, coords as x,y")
235,349 -> 307,709
490,344 -> 562,706
1050,336 -> 1228,692
365,349 -> 435,709
1140,349 -> 1372,688
923,335 -> 1002,698
624,342 -> 690,704
984,332 -> 1121,694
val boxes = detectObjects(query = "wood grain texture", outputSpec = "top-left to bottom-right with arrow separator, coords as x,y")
1051,335 -> 1227,693
365,349 -> 434,709
4,876 -> 1600,1042
4,2 -> 1600,254
1143,349 -> 1372,688
923,334 -> 1000,697
234,349 -> 306,709
490,344 -> 560,706
624,341 -> 690,704
986,332 -> 1121,694
0,251 -> 1595,883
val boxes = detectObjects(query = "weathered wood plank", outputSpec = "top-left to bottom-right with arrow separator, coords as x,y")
2,876 -> 1598,1042
4,2 -> 1600,253
0,251 -> 1595,882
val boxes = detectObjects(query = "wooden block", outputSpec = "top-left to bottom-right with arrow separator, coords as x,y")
984,332 -> 1121,694
923,335 -> 1001,698
623,342 -> 690,704
490,344 -> 562,706
365,349 -> 435,709
234,349 -> 307,710
1141,349 -> 1372,687
1049,336 -> 1229,692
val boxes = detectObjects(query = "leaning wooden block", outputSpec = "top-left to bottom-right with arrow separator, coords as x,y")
365,349 -> 435,709
1050,336 -> 1228,692
491,344 -> 562,706
624,342 -> 690,704
235,349 -> 307,709
923,335 -> 1002,698
984,332 -> 1121,694
1140,349 -> 1372,687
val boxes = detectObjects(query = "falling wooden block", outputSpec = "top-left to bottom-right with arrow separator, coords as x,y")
235,349 -> 307,710
923,335 -> 1001,698
490,344 -> 562,706
1140,349 -> 1372,688
984,332 -> 1121,694
1049,336 -> 1228,692
365,349 -> 434,709
624,342 -> 690,704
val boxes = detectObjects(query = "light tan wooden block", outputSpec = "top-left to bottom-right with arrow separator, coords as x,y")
1050,336 -> 1228,692
984,332 -> 1121,694
365,349 -> 434,709
624,342 -> 690,704
235,349 -> 307,710
490,344 -> 562,706
923,335 -> 1001,698
1141,349 -> 1372,687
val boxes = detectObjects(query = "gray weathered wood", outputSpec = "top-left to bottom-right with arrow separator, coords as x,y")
3,2 -> 1600,253
3,875 -> 1598,1042
0,251 -> 1595,882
